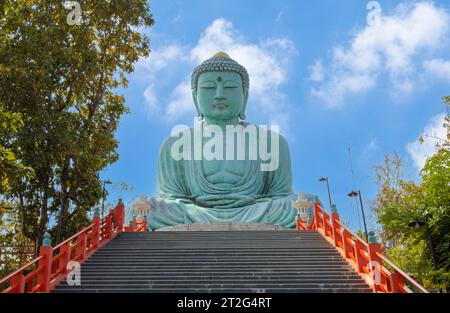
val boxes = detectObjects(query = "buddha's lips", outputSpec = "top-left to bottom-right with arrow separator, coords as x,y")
214,103 -> 228,107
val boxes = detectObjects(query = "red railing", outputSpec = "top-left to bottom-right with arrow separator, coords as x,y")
0,201 -> 125,293
123,217 -> 148,232
297,202 -> 428,293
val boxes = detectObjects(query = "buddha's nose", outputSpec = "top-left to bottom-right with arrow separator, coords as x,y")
214,84 -> 226,101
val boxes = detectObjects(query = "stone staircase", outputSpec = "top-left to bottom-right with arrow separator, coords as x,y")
53,229 -> 372,293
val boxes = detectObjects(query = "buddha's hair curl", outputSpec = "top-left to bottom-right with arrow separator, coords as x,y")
191,52 -> 249,100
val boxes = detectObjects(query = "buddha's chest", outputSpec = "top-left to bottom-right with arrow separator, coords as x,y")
201,160 -> 247,184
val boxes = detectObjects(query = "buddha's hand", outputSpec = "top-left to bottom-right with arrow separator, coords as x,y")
194,195 -> 256,208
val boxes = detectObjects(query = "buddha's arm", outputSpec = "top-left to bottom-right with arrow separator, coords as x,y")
157,137 -> 194,203
264,135 -> 293,198
194,194 -> 256,208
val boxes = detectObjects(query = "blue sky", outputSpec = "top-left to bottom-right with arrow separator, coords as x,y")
101,0 -> 450,233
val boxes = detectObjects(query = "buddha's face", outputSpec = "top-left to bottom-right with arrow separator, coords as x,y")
196,71 -> 245,121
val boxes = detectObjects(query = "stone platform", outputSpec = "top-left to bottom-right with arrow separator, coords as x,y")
157,222 -> 291,232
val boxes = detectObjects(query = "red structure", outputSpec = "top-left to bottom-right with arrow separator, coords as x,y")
296,202 -> 429,293
0,200 -> 428,293
123,216 -> 149,232
0,201 -> 125,293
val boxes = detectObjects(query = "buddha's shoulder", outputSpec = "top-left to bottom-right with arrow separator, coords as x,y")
159,126 -> 195,150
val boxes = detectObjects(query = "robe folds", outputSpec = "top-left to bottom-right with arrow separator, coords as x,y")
126,121 -> 300,230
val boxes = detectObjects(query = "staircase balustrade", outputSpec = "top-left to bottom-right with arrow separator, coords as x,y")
296,202 -> 428,293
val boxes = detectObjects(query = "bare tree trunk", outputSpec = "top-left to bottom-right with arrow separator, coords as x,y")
56,154 -> 75,244
35,180 -> 49,257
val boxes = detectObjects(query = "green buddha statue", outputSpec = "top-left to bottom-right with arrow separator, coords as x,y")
126,52 -> 301,229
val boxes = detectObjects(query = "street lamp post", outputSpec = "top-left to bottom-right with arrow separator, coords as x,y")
348,190 -> 369,243
101,180 -> 112,218
408,215 -> 441,292
408,215 -> 439,271
319,177 -> 333,210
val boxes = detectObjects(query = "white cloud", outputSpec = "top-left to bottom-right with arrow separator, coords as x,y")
309,59 -> 325,82
166,79 -> 195,120
407,113 -> 447,170
190,19 -> 296,97
137,18 -> 297,132
423,59 -> 450,83
135,45 -> 185,80
310,2 -> 450,108
143,84 -> 159,113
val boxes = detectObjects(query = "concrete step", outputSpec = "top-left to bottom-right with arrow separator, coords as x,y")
54,282 -> 369,292
80,265 -> 352,270
62,274 -> 363,280
57,279 -> 367,286
75,266 -> 359,277
83,259 -> 350,264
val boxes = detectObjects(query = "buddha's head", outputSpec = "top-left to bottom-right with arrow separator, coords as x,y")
191,52 -> 249,121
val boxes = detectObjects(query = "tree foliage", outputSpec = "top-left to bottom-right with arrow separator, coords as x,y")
373,97 -> 450,292
0,108 -> 33,193
0,199 -> 35,278
0,0 -> 154,251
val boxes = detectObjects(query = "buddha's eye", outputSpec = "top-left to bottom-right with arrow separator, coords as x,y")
224,83 -> 239,89
200,82 -> 216,89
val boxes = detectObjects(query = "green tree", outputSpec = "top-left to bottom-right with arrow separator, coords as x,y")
0,108 -> 33,193
0,0 -> 154,251
1,199 -> 35,278
371,151 -> 404,246
373,97 -> 450,292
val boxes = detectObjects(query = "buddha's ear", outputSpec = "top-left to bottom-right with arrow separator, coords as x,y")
239,92 -> 248,120
192,90 -> 202,118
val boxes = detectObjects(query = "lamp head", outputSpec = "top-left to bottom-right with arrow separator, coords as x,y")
408,220 -> 426,230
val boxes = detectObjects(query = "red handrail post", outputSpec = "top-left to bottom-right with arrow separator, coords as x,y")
390,271 -> 405,293
354,239 -> 367,274
115,199 -> 125,231
9,272 -> 25,293
37,233 -> 53,293
322,212 -> 332,238
77,232 -> 87,262
59,242 -> 70,276
314,203 -> 322,229
331,205 -> 341,247
92,209 -> 101,249
106,215 -> 113,238
368,241 -> 383,293
342,229 -> 354,260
